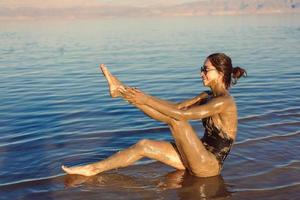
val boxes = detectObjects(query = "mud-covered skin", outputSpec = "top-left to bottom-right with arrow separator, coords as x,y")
62,60 -> 237,177
200,91 -> 234,167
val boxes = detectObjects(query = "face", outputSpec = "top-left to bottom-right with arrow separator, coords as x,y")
200,59 -> 222,87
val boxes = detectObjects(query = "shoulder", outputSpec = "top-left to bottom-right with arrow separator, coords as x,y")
203,90 -> 213,96
196,90 -> 212,100
207,94 -> 235,109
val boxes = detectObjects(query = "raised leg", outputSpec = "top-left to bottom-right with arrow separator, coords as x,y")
100,64 -> 178,109
99,64 -> 220,177
100,64 -> 178,124
62,139 -> 185,176
168,120 -> 220,177
100,64 -> 125,98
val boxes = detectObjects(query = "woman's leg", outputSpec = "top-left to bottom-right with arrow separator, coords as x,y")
62,66 -> 185,176
100,64 -> 178,109
168,120 -> 220,177
62,140 -> 185,176
100,65 -> 179,124
100,64 -> 125,98
100,65 -> 220,177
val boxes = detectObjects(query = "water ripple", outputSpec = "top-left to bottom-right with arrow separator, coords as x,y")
1,15 -> 300,199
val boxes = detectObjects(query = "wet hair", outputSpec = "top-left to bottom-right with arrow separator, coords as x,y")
207,53 -> 247,89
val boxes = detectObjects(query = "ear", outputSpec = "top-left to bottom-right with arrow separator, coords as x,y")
218,71 -> 224,82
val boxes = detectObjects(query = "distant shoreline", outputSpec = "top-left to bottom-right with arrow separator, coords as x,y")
1,0 -> 300,21
1,11 -> 300,22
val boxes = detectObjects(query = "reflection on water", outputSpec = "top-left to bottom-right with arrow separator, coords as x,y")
64,169 -> 231,200
174,172 -> 231,200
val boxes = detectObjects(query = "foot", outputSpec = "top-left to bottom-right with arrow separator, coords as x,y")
62,165 -> 100,177
100,64 -> 125,98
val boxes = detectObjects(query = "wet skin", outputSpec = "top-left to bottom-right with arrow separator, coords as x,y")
62,61 -> 238,177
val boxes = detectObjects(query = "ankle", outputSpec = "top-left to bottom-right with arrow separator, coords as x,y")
83,165 -> 99,176
89,164 -> 102,173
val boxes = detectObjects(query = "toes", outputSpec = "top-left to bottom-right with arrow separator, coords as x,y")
100,64 -> 106,70
100,64 -> 108,75
62,165 -> 71,174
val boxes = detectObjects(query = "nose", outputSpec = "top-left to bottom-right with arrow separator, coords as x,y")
200,71 -> 205,77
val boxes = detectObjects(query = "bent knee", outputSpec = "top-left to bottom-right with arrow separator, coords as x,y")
135,139 -> 153,152
170,118 -> 189,128
188,162 -> 220,177
136,139 -> 151,147
135,139 -> 165,155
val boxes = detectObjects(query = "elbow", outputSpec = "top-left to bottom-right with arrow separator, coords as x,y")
176,103 -> 185,110
182,110 -> 204,121
174,110 -> 189,121
170,110 -> 186,121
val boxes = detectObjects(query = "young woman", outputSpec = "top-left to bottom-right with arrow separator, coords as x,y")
62,53 -> 246,177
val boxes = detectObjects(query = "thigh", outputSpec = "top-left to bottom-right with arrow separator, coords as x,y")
169,121 -> 220,176
140,139 -> 186,170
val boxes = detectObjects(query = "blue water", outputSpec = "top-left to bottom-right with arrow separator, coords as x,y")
1,14 -> 300,199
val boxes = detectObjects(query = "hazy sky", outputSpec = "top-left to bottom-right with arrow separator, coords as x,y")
1,0 -> 296,19
0,0 -> 199,8
100,0 -> 198,6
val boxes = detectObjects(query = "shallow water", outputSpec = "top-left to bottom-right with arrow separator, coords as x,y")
1,14 -> 300,199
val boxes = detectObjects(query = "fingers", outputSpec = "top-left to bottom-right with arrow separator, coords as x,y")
118,86 -> 126,94
119,86 -> 136,95
119,88 -> 135,103
117,86 -> 144,105
132,87 -> 141,93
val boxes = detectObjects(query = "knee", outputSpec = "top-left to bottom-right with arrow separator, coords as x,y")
170,119 -> 189,128
136,139 -> 151,146
188,161 -> 220,177
135,139 -> 152,153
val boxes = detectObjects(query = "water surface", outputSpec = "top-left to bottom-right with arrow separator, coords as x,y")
1,14 -> 300,199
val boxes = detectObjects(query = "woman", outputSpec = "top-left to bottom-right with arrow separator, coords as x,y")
62,53 -> 246,177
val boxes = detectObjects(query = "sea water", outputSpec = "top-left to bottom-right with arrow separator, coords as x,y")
0,14 -> 300,199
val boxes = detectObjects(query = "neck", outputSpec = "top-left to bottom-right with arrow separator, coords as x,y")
210,82 -> 228,97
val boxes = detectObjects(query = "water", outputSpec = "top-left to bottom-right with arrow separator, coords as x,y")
1,14 -> 300,199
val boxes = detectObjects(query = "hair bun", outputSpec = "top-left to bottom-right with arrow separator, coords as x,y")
231,66 -> 247,85
232,66 -> 247,79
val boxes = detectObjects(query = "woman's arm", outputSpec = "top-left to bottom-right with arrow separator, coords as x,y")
119,87 -> 177,123
129,90 -> 209,110
122,87 -> 231,121
176,92 -> 209,110
147,95 -> 232,121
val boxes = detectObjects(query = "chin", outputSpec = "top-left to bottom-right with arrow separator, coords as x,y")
202,80 -> 209,87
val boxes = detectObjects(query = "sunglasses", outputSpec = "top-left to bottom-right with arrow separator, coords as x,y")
200,66 -> 217,74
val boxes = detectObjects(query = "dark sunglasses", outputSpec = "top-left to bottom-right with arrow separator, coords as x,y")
200,66 -> 217,74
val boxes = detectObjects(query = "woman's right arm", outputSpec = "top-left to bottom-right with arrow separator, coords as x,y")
127,89 -> 208,110
119,88 -> 207,123
176,92 -> 209,110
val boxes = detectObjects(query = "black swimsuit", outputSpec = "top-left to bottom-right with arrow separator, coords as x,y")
200,92 -> 234,167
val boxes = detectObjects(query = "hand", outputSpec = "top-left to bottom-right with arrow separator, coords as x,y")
119,87 -> 148,105
177,104 -> 188,111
